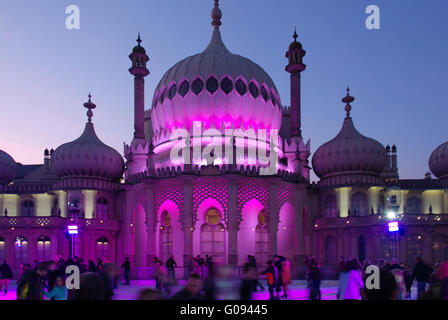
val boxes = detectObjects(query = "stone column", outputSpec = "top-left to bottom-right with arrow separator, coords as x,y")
180,177 -> 194,278
268,178 -> 281,257
227,176 -> 239,265
297,187 -> 307,259
146,182 -> 157,263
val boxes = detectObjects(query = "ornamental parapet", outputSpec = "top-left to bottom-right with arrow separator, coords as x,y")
315,213 -> 448,230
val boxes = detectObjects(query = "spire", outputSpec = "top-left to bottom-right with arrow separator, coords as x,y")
84,93 -> 96,123
211,0 -> 222,29
293,28 -> 298,42
342,87 -> 355,118
137,32 -> 142,46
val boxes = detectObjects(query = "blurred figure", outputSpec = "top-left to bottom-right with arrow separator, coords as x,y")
96,257 -> 103,272
337,262 -> 349,300
138,288 -> 162,300
241,267 -> 258,300
261,260 -> 278,300
0,260 -> 13,295
309,259 -> 321,300
166,255 -> 177,286
99,263 -> 118,300
343,260 -> 364,300
71,272 -> 106,300
120,257 -> 131,285
43,276 -> 67,300
274,256 -> 284,299
412,257 -> 433,298
215,265 -> 239,300
17,264 -> 48,300
153,260 -> 167,295
403,264 -> 413,299
420,261 -> 448,300
170,273 -> 204,300
281,258 -> 291,298
363,269 -> 398,300
88,259 -> 96,273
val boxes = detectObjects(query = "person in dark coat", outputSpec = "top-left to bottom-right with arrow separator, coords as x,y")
17,264 -> 48,300
0,260 -> 13,294
411,257 -> 433,298
88,259 -> 96,273
99,263 -> 118,300
170,273 -> 204,300
120,257 -> 131,285
274,255 -> 284,299
261,260 -> 278,300
165,255 -> 177,286
309,260 -> 321,300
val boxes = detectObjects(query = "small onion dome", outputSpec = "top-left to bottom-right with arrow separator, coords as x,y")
51,95 -> 124,181
132,33 -> 146,54
289,29 -> 303,50
312,88 -> 386,180
429,141 -> 448,179
0,149 -> 17,185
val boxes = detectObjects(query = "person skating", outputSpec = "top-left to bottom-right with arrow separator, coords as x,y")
0,260 -> 13,295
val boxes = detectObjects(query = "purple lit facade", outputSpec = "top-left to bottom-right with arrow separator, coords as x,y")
0,2 -> 448,280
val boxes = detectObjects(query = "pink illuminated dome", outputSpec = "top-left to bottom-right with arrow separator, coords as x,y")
150,1 -> 282,140
312,89 -> 386,180
429,141 -> 448,179
0,149 -> 17,185
51,95 -> 124,181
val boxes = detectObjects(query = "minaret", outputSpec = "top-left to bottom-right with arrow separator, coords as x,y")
129,33 -> 150,139
124,33 -> 150,178
285,29 -> 306,138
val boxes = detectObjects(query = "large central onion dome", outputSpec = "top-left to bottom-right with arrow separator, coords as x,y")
429,141 -> 448,179
51,95 -> 124,181
0,149 -> 17,185
312,89 -> 386,181
151,1 -> 282,141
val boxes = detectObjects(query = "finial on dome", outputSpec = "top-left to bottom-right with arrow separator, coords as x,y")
84,93 -> 96,123
137,32 -> 142,46
293,28 -> 298,42
211,0 -> 222,29
342,87 -> 355,118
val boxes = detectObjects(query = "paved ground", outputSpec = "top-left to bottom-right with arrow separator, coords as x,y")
0,280 -> 419,300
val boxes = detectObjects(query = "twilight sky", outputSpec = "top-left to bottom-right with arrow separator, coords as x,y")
0,0 -> 447,181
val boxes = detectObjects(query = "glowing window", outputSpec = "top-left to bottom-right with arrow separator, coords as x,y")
205,208 -> 221,225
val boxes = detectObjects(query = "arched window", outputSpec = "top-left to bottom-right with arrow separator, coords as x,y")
255,210 -> 269,265
201,208 -> 225,264
96,197 -> 109,219
351,193 -> 367,216
37,236 -> 51,262
15,236 -> 28,266
324,194 -> 337,218
325,236 -> 337,265
407,235 -> 423,265
406,197 -> 422,214
159,211 -> 173,263
96,238 -> 109,260
68,191 -> 82,218
358,235 -> 366,262
0,236 -> 5,261
22,200 -> 34,217
432,234 -> 447,263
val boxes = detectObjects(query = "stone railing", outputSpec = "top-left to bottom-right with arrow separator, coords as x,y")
315,213 -> 448,229
0,216 -> 119,231
126,164 -> 305,185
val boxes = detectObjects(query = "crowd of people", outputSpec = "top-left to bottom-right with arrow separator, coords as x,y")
306,256 -> 448,300
0,253 -> 447,300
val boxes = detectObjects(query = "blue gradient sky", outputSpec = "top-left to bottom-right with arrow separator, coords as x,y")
0,0 -> 447,180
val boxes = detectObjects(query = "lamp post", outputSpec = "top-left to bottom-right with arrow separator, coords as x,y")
387,221 -> 400,259
67,225 -> 79,258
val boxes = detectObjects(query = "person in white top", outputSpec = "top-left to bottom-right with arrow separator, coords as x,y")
343,260 -> 364,300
